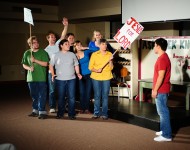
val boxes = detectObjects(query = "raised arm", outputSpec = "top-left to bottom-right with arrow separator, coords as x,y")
60,17 -> 68,40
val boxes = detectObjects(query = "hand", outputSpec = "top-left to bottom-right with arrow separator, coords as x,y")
96,68 -> 102,73
151,90 -> 157,99
62,17 -> 68,26
77,73 -> 82,80
30,66 -> 34,72
51,74 -> 57,82
30,56 -> 36,63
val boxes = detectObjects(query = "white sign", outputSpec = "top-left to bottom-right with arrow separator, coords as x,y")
141,37 -> 190,81
24,8 -> 34,26
114,17 -> 144,49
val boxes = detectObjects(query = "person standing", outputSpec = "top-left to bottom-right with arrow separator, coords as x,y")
152,38 -> 172,142
21,36 -> 49,119
89,39 -> 113,120
49,39 -> 82,120
74,40 -> 99,114
45,17 -> 68,113
65,33 -> 75,53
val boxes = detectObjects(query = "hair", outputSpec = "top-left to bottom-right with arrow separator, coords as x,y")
73,40 -> 81,53
46,32 -> 56,40
65,33 -> 75,39
58,39 -> 68,50
27,36 -> 38,47
155,38 -> 168,51
99,38 -> 107,44
92,30 -> 101,41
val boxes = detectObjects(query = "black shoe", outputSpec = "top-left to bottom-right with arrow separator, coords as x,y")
69,116 -> 76,120
28,112 -> 38,117
56,115 -> 63,119
92,115 -> 100,119
38,114 -> 47,119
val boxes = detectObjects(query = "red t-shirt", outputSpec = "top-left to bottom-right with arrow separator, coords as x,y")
153,53 -> 171,93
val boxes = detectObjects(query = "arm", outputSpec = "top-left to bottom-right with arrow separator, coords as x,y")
49,64 -> 56,82
23,64 -> 34,72
30,56 -> 48,67
152,70 -> 165,98
60,17 -> 68,40
75,65 -> 82,79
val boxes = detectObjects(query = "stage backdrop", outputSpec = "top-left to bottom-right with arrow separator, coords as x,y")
141,37 -> 190,81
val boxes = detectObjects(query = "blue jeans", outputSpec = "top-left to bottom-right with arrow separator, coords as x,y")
155,93 -> 172,138
48,73 -> 56,109
55,79 -> 76,117
28,82 -> 47,115
79,74 -> 92,111
92,79 -> 110,117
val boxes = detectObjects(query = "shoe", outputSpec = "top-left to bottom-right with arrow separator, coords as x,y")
92,115 -> 100,119
38,114 -> 47,119
102,116 -> 108,120
84,110 -> 91,114
154,135 -> 172,142
156,131 -> 163,136
56,115 -> 63,119
28,112 -> 38,117
49,108 -> 56,113
69,116 -> 76,120
79,110 -> 84,114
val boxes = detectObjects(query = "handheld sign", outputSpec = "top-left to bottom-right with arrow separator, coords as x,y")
24,8 -> 34,26
114,17 -> 144,49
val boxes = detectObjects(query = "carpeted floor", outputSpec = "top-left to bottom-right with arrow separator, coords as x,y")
0,83 -> 190,150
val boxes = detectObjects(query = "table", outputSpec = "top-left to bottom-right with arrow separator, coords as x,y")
138,79 -> 190,110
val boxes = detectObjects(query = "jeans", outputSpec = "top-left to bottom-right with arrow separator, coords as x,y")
92,79 -> 110,117
155,93 -> 172,138
55,79 -> 76,117
79,74 -> 92,111
48,73 -> 56,109
28,82 -> 47,115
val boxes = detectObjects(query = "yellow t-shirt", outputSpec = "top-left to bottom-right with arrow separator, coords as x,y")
89,50 -> 113,80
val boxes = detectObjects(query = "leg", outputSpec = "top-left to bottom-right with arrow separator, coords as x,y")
101,80 -> 110,118
55,79 -> 66,117
38,82 -> 47,115
92,79 -> 101,117
79,78 -> 85,112
48,73 -> 56,110
155,93 -> 172,139
67,79 -> 76,117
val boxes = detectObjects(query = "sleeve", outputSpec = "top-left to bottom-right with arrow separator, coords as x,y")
49,54 -> 56,66
21,51 -> 29,66
158,57 -> 167,71
88,53 -> 95,70
73,53 -> 79,66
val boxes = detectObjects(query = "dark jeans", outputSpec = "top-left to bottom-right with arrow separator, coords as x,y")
55,79 -> 76,117
28,82 -> 47,114
79,74 -> 92,111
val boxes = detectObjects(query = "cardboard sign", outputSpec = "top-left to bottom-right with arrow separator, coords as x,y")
114,17 -> 144,49
24,8 -> 34,26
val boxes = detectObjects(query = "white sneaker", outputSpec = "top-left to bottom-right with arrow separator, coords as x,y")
155,131 -> 162,136
49,108 -> 56,113
154,135 -> 172,142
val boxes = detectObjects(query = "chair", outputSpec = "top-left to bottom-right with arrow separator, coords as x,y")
117,67 -> 131,99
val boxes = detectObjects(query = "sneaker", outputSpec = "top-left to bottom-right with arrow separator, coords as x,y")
156,131 -> 163,136
28,112 -> 38,117
102,116 -> 108,120
91,115 -> 100,119
56,115 -> 64,119
38,114 -> 47,119
154,135 -> 172,142
49,108 -> 56,113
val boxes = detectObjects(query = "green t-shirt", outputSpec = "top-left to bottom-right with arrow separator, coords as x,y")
21,49 -> 49,82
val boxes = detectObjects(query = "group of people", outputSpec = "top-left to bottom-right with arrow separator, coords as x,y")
21,17 -> 114,120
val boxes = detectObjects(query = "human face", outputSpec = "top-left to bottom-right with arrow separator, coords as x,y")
67,35 -> 75,45
75,42 -> 82,51
48,34 -> 56,45
31,40 -> 39,50
154,43 -> 159,54
99,42 -> 107,51
61,41 -> 70,51
94,31 -> 102,41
